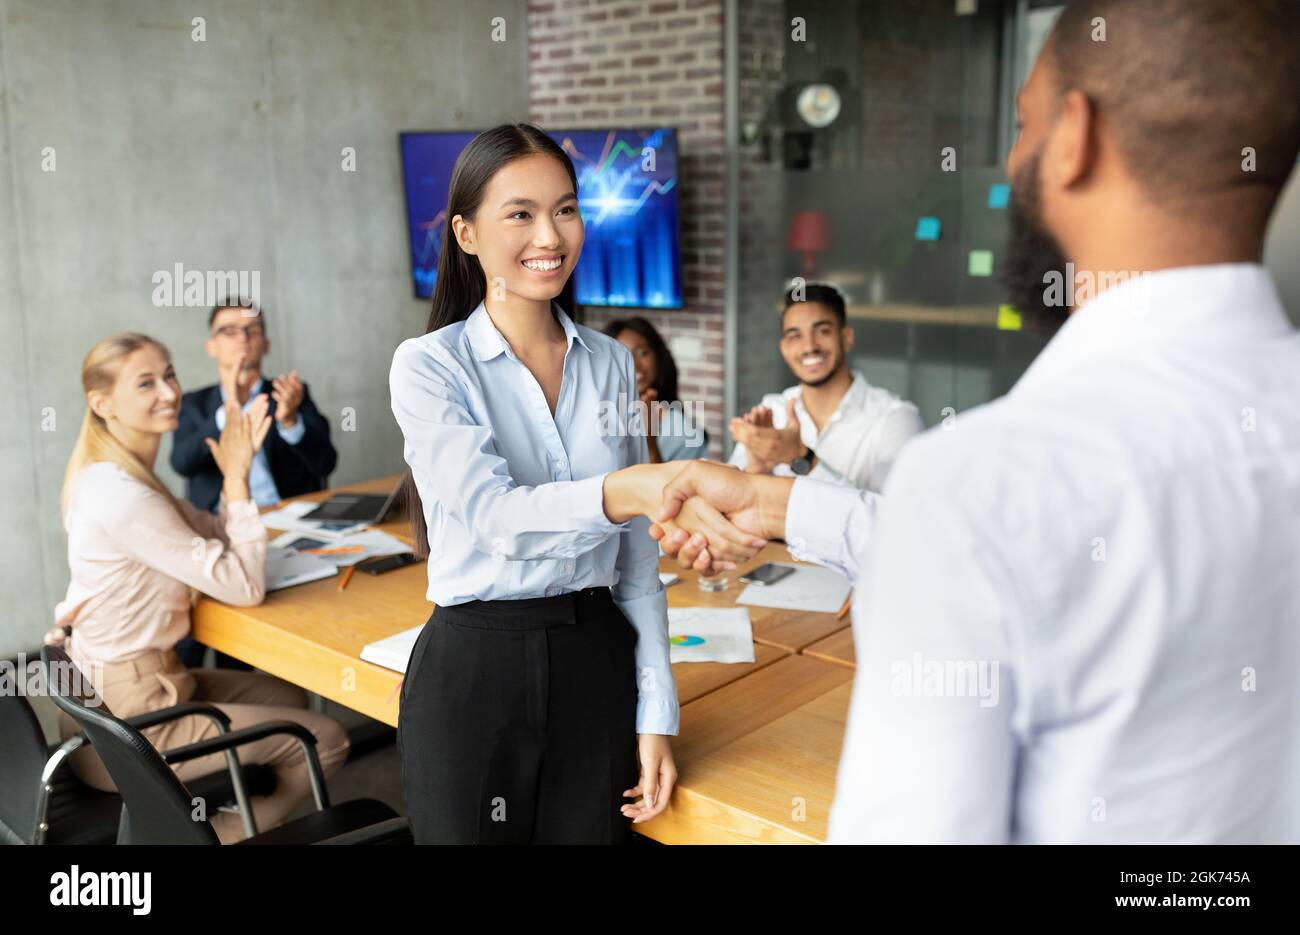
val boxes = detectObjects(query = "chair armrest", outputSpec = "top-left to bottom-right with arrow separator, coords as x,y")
161,720 -> 329,810
34,702 -> 242,844
314,816 -> 413,846
60,701 -> 233,748
127,701 -> 232,733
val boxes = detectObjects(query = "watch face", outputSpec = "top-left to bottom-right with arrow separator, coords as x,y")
791,458 -> 811,476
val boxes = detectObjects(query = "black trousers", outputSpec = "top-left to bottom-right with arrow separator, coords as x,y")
398,586 -> 640,844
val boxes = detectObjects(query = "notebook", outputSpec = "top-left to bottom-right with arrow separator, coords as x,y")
360,624 -> 424,674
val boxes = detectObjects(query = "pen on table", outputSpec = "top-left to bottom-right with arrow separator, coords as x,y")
836,591 -> 852,620
338,564 -> 357,591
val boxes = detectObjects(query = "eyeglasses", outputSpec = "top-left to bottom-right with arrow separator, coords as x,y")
213,324 -> 264,340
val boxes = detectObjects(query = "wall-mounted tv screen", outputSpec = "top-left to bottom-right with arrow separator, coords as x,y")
400,127 -> 683,309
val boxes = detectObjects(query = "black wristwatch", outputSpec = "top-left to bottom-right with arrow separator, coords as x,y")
790,446 -> 816,475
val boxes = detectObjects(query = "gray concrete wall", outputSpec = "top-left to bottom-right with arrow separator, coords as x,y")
0,0 -> 530,656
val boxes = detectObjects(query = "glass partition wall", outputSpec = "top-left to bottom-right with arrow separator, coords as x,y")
730,0 -> 1064,448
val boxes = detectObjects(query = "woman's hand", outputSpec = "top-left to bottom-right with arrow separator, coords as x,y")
639,386 -> 659,414
43,625 -> 71,647
640,387 -> 663,464
205,394 -> 272,501
622,733 -> 677,824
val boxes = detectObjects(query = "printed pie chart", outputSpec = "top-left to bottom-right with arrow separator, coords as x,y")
671,635 -> 705,647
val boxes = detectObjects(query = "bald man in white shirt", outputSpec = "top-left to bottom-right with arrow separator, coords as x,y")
647,0 -> 1300,843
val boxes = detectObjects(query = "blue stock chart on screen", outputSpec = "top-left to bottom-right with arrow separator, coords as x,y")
400,128 -> 683,309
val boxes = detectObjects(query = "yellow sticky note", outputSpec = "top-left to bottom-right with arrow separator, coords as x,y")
997,304 -> 1023,331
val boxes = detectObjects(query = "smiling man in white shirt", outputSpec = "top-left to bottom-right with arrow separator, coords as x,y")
728,282 -> 923,492
651,0 -> 1300,843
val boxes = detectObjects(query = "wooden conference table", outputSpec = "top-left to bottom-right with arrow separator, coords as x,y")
192,475 -> 856,844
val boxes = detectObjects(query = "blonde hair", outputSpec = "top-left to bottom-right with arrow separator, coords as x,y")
61,332 -> 186,525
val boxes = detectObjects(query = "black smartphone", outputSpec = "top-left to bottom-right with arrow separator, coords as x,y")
356,553 -> 418,575
738,563 -> 795,586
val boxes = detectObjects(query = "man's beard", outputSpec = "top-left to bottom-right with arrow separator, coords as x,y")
800,350 -> 846,388
1002,148 -> 1072,328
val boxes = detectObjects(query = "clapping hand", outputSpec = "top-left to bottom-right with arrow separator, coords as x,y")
729,399 -> 803,472
271,370 -> 304,428
205,394 -> 272,497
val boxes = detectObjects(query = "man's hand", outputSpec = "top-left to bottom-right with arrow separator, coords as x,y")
271,370 -> 304,428
655,495 -> 756,573
729,405 -> 773,473
220,352 -> 258,407
746,404 -> 774,428
602,463 -> 768,566
729,398 -> 803,471
649,461 -> 794,572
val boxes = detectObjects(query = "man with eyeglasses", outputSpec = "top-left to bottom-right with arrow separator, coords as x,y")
172,300 -> 338,514
170,300 -> 338,667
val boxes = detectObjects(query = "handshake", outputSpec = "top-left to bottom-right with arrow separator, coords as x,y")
602,460 -> 796,576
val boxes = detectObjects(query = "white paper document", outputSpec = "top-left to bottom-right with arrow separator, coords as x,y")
271,529 -> 412,568
736,562 -> 851,614
360,623 -> 424,674
266,545 -> 338,591
659,572 -> 679,587
667,607 -> 755,664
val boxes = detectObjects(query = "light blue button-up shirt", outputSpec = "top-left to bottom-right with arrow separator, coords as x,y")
215,376 -> 306,507
389,300 -> 678,735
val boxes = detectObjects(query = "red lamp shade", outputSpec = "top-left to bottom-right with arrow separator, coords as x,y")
787,211 -> 830,274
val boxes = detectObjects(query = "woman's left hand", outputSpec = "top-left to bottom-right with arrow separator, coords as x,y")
622,733 -> 677,824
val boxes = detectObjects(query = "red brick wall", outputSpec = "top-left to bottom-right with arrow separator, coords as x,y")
527,0 -> 725,456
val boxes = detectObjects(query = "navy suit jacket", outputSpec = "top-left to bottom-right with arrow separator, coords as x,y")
170,380 -> 337,512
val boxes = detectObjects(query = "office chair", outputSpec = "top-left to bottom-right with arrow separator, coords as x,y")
40,645 -> 409,845
0,687 -> 275,845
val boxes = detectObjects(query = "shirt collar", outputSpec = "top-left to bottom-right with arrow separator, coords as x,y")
788,369 -> 869,428
465,300 -> 591,362
1012,263 -> 1292,397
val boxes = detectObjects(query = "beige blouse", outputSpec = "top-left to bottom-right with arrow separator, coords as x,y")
56,461 -> 267,673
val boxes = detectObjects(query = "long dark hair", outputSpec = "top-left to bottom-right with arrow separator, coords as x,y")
402,123 -> 580,558
603,316 -> 680,404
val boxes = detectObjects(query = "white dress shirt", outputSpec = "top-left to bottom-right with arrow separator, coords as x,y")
786,264 -> 1300,843
389,300 -> 678,735
729,370 -> 923,492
